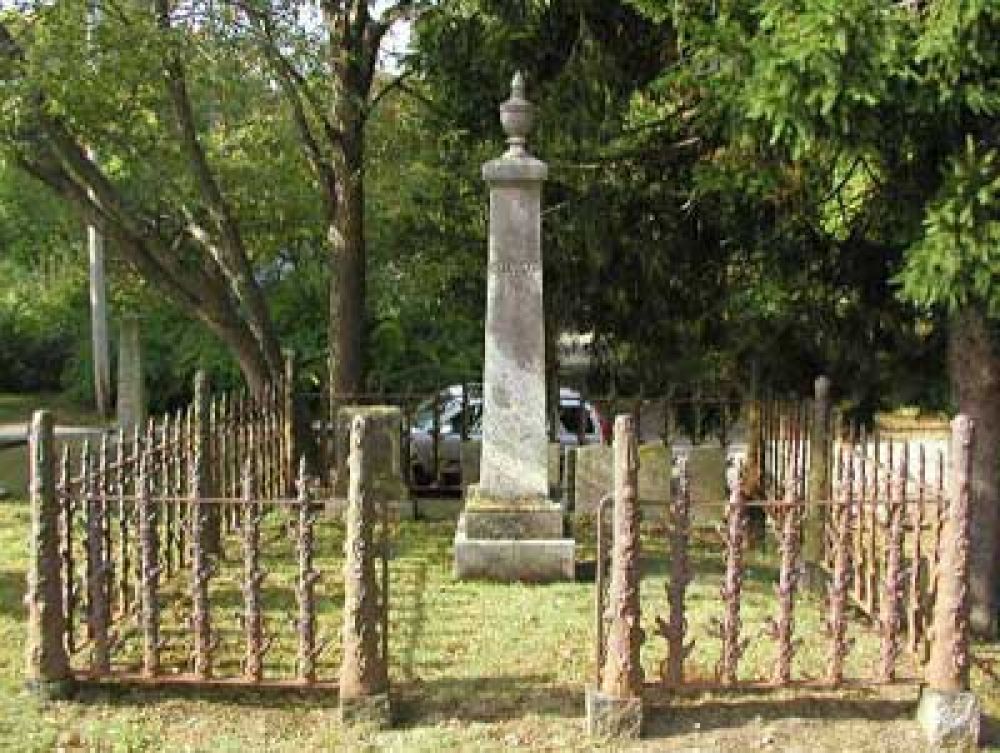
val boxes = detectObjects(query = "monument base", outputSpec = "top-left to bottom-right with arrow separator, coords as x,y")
454,488 -> 574,582
585,686 -> 642,739
916,687 -> 980,752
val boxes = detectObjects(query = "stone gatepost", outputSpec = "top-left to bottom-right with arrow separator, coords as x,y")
116,314 -> 145,431
332,406 -> 408,518
453,73 -> 574,582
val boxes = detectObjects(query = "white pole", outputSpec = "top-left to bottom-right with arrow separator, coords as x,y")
86,0 -> 111,418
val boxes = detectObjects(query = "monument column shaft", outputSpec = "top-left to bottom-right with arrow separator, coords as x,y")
480,179 -> 548,500
453,72 -> 573,582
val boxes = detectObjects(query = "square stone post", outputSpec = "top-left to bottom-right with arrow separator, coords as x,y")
453,73 -> 574,582
116,314 -> 145,431
25,410 -> 74,698
332,406 -> 408,517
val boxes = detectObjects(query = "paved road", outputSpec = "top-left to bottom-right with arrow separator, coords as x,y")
0,423 -> 110,450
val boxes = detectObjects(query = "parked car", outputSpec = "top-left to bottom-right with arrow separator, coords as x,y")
408,385 -> 606,487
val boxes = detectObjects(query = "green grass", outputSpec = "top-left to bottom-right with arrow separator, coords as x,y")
0,499 -> 996,752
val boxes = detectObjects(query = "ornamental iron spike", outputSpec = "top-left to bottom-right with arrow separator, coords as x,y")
138,445 -> 160,677
878,443 -> 906,682
242,460 -> 264,682
83,441 -> 111,674
659,454 -> 693,686
718,461 -> 747,685
296,456 -> 318,683
771,471 -> 803,685
826,447 -> 855,685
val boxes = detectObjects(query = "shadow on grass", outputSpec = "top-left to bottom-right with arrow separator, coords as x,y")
0,569 -> 25,618
982,712 -> 1000,746
70,679 -> 339,710
393,673 -> 580,725
643,689 -> 916,738
391,560 -> 428,681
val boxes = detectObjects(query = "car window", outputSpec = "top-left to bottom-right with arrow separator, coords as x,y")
413,399 -> 457,431
414,396 -> 482,433
445,403 -> 483,434
559,402 -> 595,435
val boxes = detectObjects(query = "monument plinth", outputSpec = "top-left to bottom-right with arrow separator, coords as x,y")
454,73 -> 575,582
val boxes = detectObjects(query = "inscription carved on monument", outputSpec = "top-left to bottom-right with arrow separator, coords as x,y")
488,261 -> 541,275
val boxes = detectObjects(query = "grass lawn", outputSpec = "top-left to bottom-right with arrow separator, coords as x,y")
0,498 -> 996,752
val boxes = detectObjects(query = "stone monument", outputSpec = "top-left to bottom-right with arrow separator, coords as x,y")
453,73 -> 574,582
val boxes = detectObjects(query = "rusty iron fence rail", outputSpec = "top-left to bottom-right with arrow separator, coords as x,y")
61,368 -> 292,508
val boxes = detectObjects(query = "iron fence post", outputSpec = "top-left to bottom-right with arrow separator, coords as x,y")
25,411 -> 74,698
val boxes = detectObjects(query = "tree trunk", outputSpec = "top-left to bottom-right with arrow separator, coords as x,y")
948,306 -> 1000,636
328,132 -> 367,397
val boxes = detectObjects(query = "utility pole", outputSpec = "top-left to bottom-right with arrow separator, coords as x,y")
86,0 -> 111,418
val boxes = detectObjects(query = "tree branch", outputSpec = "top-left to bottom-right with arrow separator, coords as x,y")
155,0 -> 282,374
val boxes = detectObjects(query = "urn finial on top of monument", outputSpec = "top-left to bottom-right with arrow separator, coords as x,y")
499,71 -> 534,158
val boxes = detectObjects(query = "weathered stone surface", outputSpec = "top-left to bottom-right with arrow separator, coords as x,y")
333,406 -> 407,503
585,686 -> 642,739
686,446 -> 728,527
573,441 -> 672,514
639,442 -> 673,519
916,688 -> 980,752
460,440 -> 482,490
453,529 -> 574,582
600,416 -> 644,697
573,444 -> 612,514
459,497 -> 564,539
477,75 -> 549,503
455,76 -> 574,582
460,441 -> 563,496
116,314 -> 145,431
339,691 -> 391,731
686,446 -> 727,500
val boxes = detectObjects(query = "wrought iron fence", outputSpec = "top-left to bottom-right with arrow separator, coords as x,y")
26,408 -> 391,722
593,413 -> 974,694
